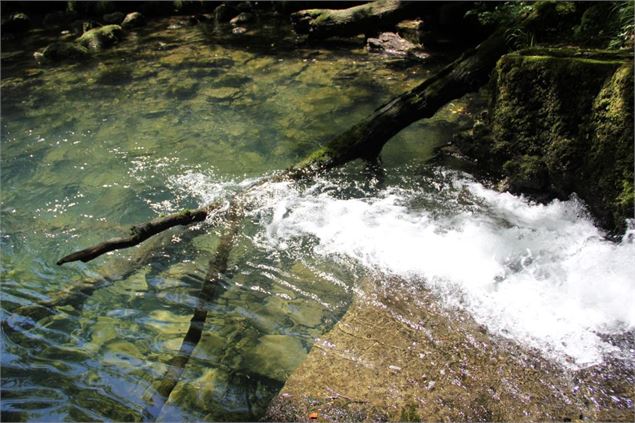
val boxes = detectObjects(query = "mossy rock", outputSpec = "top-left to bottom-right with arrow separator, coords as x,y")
77,25 -> 124,51
467,48 -> 633,233
582,62 -> 634,231
503,154 -> 549,194
40,42 -> 90,62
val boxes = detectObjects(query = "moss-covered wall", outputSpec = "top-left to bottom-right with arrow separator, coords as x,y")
462,48 -> 633,234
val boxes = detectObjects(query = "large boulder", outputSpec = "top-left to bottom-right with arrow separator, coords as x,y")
76,25 -> 123,51
454,48 -> 634,233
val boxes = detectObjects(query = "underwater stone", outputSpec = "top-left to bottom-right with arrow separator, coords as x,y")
166,79 -> 199,100
243,335 -> 306,382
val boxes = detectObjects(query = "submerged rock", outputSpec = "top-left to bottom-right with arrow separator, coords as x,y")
243,335 -> 306,382
77,25 -> 123,51
95,64 -> 133,85
232,26 -> 248,35
367,32 -> 429,61
166,79 -> 199,99
121,11 -> 145,28
38,42 -> 90,63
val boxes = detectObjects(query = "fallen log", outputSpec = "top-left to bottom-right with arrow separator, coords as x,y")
290,32 -> 506,174
290,0 -> 415,40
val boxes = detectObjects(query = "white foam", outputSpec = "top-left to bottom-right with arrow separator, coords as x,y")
250,173 -> 635,367
171,169 -> 635,367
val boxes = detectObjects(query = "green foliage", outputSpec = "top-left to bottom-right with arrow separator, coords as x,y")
505,27 -> 535,49
608,1 -> 635,48
399,402 -> 421,422
465,1 -> 534,27
466,2 -> 537,49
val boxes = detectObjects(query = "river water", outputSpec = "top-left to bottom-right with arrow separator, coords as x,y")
1,16 -> 634,421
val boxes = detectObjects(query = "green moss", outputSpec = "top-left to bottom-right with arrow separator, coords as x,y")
503,155 -> 549,192
294,146 -> 331,170
465,49 -> 633,233
77,24 -> 123,51
616,179 -> 634,210
399,402 -> 421,422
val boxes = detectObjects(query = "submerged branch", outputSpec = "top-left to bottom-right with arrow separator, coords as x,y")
57,202 -> 221,265
142,201 -> 244,420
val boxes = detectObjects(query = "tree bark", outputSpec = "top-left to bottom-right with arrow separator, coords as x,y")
290,0 -> 414,40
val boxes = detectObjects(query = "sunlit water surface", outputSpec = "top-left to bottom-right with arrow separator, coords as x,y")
2,16 -> 634,421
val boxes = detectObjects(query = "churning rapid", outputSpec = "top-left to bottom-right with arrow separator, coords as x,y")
174,167 -> 635,368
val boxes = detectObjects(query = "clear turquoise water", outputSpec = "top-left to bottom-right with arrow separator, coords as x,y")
0,17 -> 459,421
